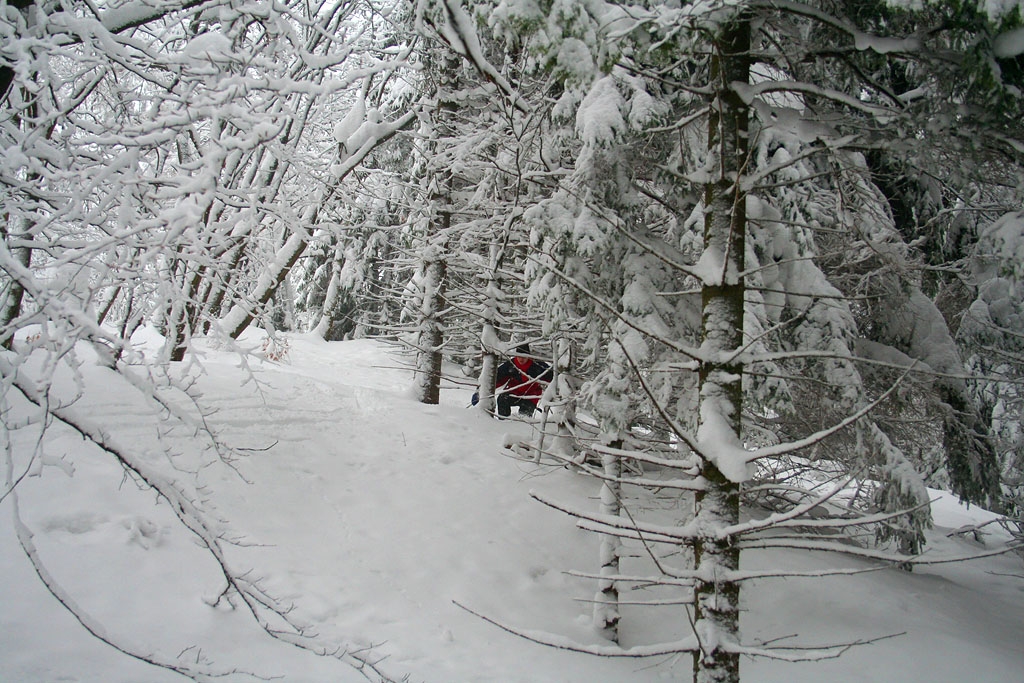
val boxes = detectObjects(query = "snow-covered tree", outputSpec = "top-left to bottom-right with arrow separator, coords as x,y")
403,4 -> 563,405
1,0 -> 417,678
961,209 -> 1024,520
440,0 -> 1024,680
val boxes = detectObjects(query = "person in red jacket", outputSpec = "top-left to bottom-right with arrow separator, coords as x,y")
494,343 -> 552,418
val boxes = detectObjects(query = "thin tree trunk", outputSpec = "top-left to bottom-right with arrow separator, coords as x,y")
594,437 -> 623,642
476,243 -> 505,414
547,337 -> 578,461
1,86 -> 38,349
0,216 -> 32,350
590,336 -> 631,642
312,240 -> 345,339
477,346 -> 497,412
221,230 -> 310,340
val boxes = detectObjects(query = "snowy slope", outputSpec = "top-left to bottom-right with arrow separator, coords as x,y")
1,334 -> 1022,682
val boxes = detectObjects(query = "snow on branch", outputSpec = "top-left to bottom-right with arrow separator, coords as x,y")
587,442 -> 702,479
564,569 -> 696,590
740,135 -> 861,193
531,490 -> 698,545
737,536 -> 1022,567
0,242 -> 124,353
573,517 -> 688,545
742,362 -> 918,463
735,80 -> 896,119
722,564 -> 891,583
219,105 -> 416,340
455,596 -> 908,663
733,499 -> 934,540
453,600 -> 699,657
751,0 -> 926,56
725,630 -> 906,663
415,0 -> 529,112
96,0 -> 209,34
610,339 -> 707,462
527,253 -> 704,363
718,471 -> 864,537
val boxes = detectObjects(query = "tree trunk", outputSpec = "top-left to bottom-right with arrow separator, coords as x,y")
221,230 -> 310,340
312,240 -> 345,340
692,15 -> 750,683
0,215 -> 32,350
1,88 -> 38,349
476,243 -> 505,414
415,254 -> 447,405
547,337 -> 578,461
594,438 -> 623,642
413,154 -> 451,404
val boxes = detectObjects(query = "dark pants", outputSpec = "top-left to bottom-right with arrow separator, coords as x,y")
497,393 -> 537,417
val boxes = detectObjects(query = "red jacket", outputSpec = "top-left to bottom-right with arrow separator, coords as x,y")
496,357 -> 551,402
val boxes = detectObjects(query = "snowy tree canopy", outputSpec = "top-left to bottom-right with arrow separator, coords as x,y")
3,0 -> 1023,681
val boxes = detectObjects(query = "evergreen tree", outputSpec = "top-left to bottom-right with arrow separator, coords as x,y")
442,1 -> 1024,679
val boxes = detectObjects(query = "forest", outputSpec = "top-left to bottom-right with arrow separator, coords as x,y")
2,0 -> 1024,681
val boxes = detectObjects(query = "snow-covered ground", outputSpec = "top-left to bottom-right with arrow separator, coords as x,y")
2,333 -> 1022,682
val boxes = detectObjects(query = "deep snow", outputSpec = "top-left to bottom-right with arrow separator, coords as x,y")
1,333 -> 1022,682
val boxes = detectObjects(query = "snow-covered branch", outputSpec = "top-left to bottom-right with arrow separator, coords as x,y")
415,0 -> 530,112
742,363 -> 917,463
453,600 -> 699,657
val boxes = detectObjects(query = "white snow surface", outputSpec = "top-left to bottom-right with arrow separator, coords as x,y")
994,26 -> 1024,58
2,333 -> 1023,682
